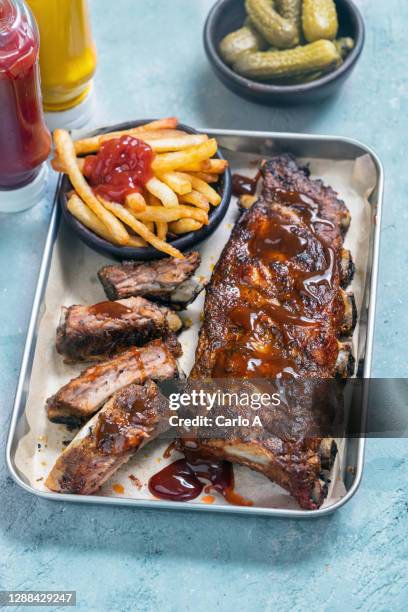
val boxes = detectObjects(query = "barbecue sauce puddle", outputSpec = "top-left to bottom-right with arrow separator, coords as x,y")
148,449 -> 253,506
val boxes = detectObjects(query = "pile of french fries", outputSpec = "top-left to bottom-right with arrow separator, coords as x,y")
52,118 -> 228,258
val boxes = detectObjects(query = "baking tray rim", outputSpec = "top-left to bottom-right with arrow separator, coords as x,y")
5,128 -> 384,518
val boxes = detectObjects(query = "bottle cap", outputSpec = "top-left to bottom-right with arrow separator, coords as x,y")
45,84 -> 95,131
0,163 -> 48,213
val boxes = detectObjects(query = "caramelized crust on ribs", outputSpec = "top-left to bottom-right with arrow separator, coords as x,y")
46,381 -> 169,495
188,155 -> 356,510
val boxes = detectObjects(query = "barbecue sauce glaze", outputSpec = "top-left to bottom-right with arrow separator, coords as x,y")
95,394 -> 148,454
89,300 -> 131,318
212,186 -> 342,379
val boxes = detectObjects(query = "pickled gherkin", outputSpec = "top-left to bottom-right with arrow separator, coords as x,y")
334,37 -> 354,59
244,18 -> 280,51
219,24 -> 267,66
245,0 -> 300,49
302,0 -> 339,42
233,39 -> 341,80
276,0 -> 302,37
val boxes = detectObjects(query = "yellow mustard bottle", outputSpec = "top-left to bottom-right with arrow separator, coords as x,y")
26,0 -> 97,112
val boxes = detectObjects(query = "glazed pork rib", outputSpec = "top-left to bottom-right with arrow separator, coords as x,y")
56,297 -> 182,363
188,155 -> 356,510
47,338 -> 181,427
98,251 -> 204,309
46,381 -> 169,495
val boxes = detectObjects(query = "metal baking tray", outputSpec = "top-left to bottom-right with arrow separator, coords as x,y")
6,128 -> 383,518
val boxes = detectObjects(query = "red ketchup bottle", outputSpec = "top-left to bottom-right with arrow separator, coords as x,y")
0,0 -> 51,212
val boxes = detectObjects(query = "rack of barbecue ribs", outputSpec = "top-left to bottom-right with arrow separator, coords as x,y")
186,154 -> 357,510
98,251 -> 205,309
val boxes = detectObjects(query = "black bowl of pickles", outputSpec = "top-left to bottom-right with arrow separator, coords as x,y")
204,0 -> 365,104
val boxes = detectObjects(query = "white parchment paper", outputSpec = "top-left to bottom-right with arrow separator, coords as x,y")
14,151 -> 376,511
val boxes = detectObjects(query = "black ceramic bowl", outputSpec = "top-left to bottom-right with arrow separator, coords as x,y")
59,120 -> 232,261
204,0 -> 365,105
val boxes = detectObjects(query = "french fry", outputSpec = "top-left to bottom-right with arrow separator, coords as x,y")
130,117 -> 178,130
180,158 -> 228,173
182,174 -> 221,206
152,139 -> 218,173
126,205 -> 208,225
205,159 -> 228,173
189,171 -> 219,184
51,157 -> 65,173
53,129 -> 129,245
156,221 -> 168,240
125,192 -> 147,213
78,130 -> 205,157
74,118 -> 179,155
158,171 -> 192,195
73,137 -> 99,156
51,156 -> 86,173
146,134 -> 208,153
99,128 -> 187,146
67,194 -> 116,243
67,193 -> 147,247
146,177 -> 178,208
169,219 -> 203,234
127,235 -> 148,247
179,190 -> 210,212
97,197 -> 183,258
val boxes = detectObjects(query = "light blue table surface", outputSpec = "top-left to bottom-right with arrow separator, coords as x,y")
1,1 -> 407,610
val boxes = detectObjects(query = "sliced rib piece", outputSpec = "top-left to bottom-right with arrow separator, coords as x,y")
47,338 -> 181,427
187,156 -> 355,510
56,296 -> 182,363
46,381 -> 170,495
98,251 -> 204,309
